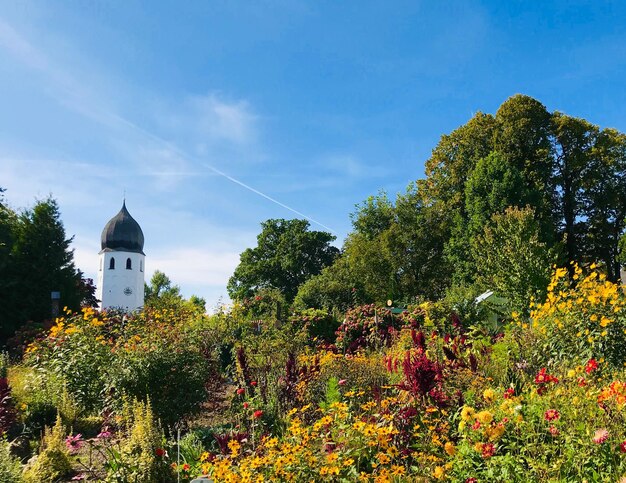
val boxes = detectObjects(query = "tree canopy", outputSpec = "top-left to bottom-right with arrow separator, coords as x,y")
227,219 -> 339,302
294,94 -> 626,312
0,193 -> 95,342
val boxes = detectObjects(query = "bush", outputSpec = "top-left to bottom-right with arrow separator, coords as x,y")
106,326 -> 210,427
22,414 -> 73,483
26,307 -> 213,427
114,399 -> 173,483
522,264 -> 626,368
7,365 -> 58,435
0,437 -> 21,483
335,304 -> 402,352
289,308 -> 339,343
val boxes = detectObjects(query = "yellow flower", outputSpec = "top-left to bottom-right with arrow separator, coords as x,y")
483,388 -> 496,402
444,441 -> 456,455
476,410 -> 493,424
433,466 -> 445,480
460,406 -> 475,421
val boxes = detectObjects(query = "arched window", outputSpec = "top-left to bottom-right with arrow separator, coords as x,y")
140,260 -> 143,272
126,258 -> 132,270
109,257 -> 115,269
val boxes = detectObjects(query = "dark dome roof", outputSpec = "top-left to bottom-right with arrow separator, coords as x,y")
100,201 -> 145,254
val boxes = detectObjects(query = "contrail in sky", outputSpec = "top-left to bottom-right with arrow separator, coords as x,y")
0,19 -> 337,234
109,113 -> 337,234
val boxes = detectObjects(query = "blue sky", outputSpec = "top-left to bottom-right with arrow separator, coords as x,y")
1,1 -> 625,308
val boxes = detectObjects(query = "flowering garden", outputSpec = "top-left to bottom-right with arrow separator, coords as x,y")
1,264 -> 626,481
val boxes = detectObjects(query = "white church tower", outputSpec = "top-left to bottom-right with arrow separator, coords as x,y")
96,201 -> 145,311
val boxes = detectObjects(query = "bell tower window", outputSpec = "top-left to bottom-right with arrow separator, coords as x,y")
109,257 -> 115,270
126,258 -> 132,270
140,260 -> 143,272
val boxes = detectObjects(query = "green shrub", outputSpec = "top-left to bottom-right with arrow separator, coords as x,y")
0,437 -> 21,483
22,414 -> 73,483
112,399 -> 173,483
8,365 -> 58,435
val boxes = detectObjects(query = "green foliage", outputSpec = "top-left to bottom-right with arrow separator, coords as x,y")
230,287 -> 287,323
294,256 -> 365,313
8,364 -> 59,434
524,265 -> 626,369
227,218 -> 339,302
471,207 -> 554,314
28,307 -> 213,428
0,196 -> 95,342
110,398 -> 173,483
319,377 -> 341,411
22,414 -> 73,483
107,331 -> 210,427
0,437 -> 21,483
145,270 -> 206,313
288,308 -> 339,343
349,191 -> 394,240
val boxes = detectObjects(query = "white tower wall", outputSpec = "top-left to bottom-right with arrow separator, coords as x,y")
97,251 -> 145,310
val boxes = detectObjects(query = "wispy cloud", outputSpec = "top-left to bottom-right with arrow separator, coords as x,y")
0,18 -> 335,232
191,93 -> 258,145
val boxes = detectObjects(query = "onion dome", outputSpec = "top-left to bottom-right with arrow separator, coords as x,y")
100,201 -> 145,254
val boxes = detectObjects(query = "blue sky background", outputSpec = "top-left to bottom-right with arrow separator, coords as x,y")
1,1 -> 625,308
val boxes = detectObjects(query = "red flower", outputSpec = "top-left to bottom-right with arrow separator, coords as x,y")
481,442 -> 496,458
544,409 -> 560,421
465,479 -> 478,483
155,448 -> 165,457
585,359 -> 598,374
182,464 -> 190,471
251,381 -> 257,387
620,441 -> 626,453
243,402 -> 249,409
253,410 -> 263,419
503,388 -> 515,399
548,425 -> 559,436
237,388 -> 245,395
471,421 -> 481,430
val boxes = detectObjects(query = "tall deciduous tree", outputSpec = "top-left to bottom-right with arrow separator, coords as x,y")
227,219 -> 339,302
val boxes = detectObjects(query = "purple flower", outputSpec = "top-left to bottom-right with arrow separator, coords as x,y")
65,434 -> 83,453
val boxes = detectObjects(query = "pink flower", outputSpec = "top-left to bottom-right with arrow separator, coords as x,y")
548,425 -> 559,436
65,434 -> 83,453
338,379 -> 347,386
71,475 -> 87,481
97,427 -> 112,439
592,428 -> 609,444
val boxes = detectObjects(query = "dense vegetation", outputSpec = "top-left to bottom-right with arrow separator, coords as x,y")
1,95 -> 626,482
0,190 -> 97,343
